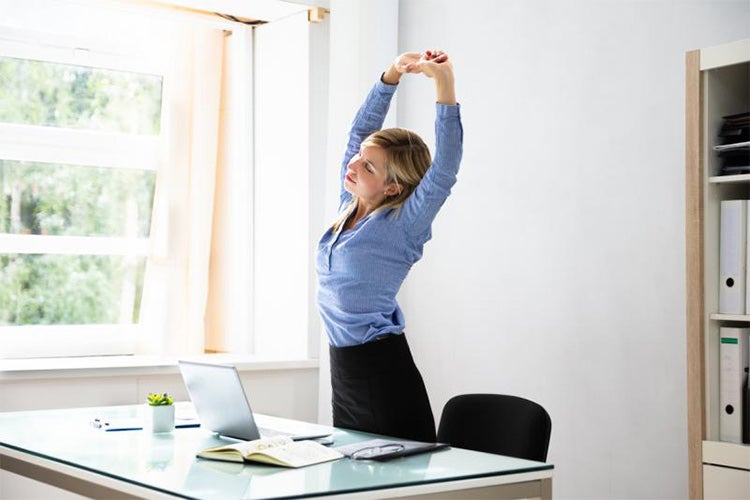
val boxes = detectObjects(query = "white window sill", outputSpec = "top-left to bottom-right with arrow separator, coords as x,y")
0,354 -> 319,381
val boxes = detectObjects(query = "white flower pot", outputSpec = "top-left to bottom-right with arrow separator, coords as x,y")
145,404 -> 175,433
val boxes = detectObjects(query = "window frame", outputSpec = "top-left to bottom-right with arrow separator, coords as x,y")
0,28 -> 169,359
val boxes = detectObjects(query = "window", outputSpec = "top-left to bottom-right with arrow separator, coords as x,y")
0,1 -> 324,360
0,7 -> 173,358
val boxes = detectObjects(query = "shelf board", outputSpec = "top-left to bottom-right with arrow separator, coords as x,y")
709,174 -> 750,184
701,39 -> 750,70
710,313 -> 750,322
703,440 -> 750,470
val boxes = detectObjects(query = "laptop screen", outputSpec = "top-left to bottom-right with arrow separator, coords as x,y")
178,360 -> 333,441
178,360 -> 262,441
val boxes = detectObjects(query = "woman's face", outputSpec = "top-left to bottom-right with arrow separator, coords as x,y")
344,145 -> 398,205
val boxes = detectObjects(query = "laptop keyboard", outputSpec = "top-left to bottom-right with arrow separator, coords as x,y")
258,426 -> 293,438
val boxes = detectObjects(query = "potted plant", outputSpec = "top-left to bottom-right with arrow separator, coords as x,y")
145,392 -> 175,433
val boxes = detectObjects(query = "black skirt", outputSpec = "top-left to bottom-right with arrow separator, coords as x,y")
329,333 -> 436,443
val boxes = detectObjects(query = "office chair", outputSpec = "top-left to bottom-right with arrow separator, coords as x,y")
437,393 -> 551,462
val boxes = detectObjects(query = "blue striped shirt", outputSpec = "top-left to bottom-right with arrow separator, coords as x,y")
316,79 -> 463,347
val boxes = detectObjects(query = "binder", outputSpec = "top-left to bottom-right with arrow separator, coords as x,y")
719,200 -> 746,314
719,327 -> 749,443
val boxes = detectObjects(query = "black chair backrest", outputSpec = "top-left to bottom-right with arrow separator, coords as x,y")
437,393 -> 551,462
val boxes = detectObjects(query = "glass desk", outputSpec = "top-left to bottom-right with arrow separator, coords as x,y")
0,405 -> 553,499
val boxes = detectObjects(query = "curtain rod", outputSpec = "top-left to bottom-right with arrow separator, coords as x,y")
91,0 -> 266,30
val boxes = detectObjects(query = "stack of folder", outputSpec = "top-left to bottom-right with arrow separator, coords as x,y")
718,200 -> 750,443
716,111 -> 750,176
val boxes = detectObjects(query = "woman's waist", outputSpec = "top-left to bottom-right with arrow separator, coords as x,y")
329,332 -> 416,375
319,307 -> 405,346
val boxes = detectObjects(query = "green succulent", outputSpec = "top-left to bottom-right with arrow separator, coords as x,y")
146,392 -> 174,406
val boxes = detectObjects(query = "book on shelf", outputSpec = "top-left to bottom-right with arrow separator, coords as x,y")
197,436 -> 343,468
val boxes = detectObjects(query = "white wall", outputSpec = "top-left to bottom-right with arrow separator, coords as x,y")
320,1 -> 750,499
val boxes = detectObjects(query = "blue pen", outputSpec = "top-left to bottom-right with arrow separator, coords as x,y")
90,417 -> 199,431
90,417 -> 142,431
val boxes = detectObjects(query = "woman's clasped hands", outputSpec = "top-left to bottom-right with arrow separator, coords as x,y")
393,49 -> 453,80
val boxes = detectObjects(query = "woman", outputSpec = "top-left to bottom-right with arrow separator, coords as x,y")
317,50 -> 462,442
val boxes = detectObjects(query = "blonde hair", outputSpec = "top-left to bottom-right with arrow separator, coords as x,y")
333,128 -> 431,232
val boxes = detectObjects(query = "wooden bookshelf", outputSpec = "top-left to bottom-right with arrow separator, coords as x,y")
685,38 -> 750,499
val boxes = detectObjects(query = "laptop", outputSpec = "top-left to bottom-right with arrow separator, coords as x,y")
178,360 -> 333,441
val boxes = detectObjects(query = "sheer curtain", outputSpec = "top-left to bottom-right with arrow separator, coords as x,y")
139,23 -> 227,356
205,26 -> 254,354
139,11 -> 328,357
